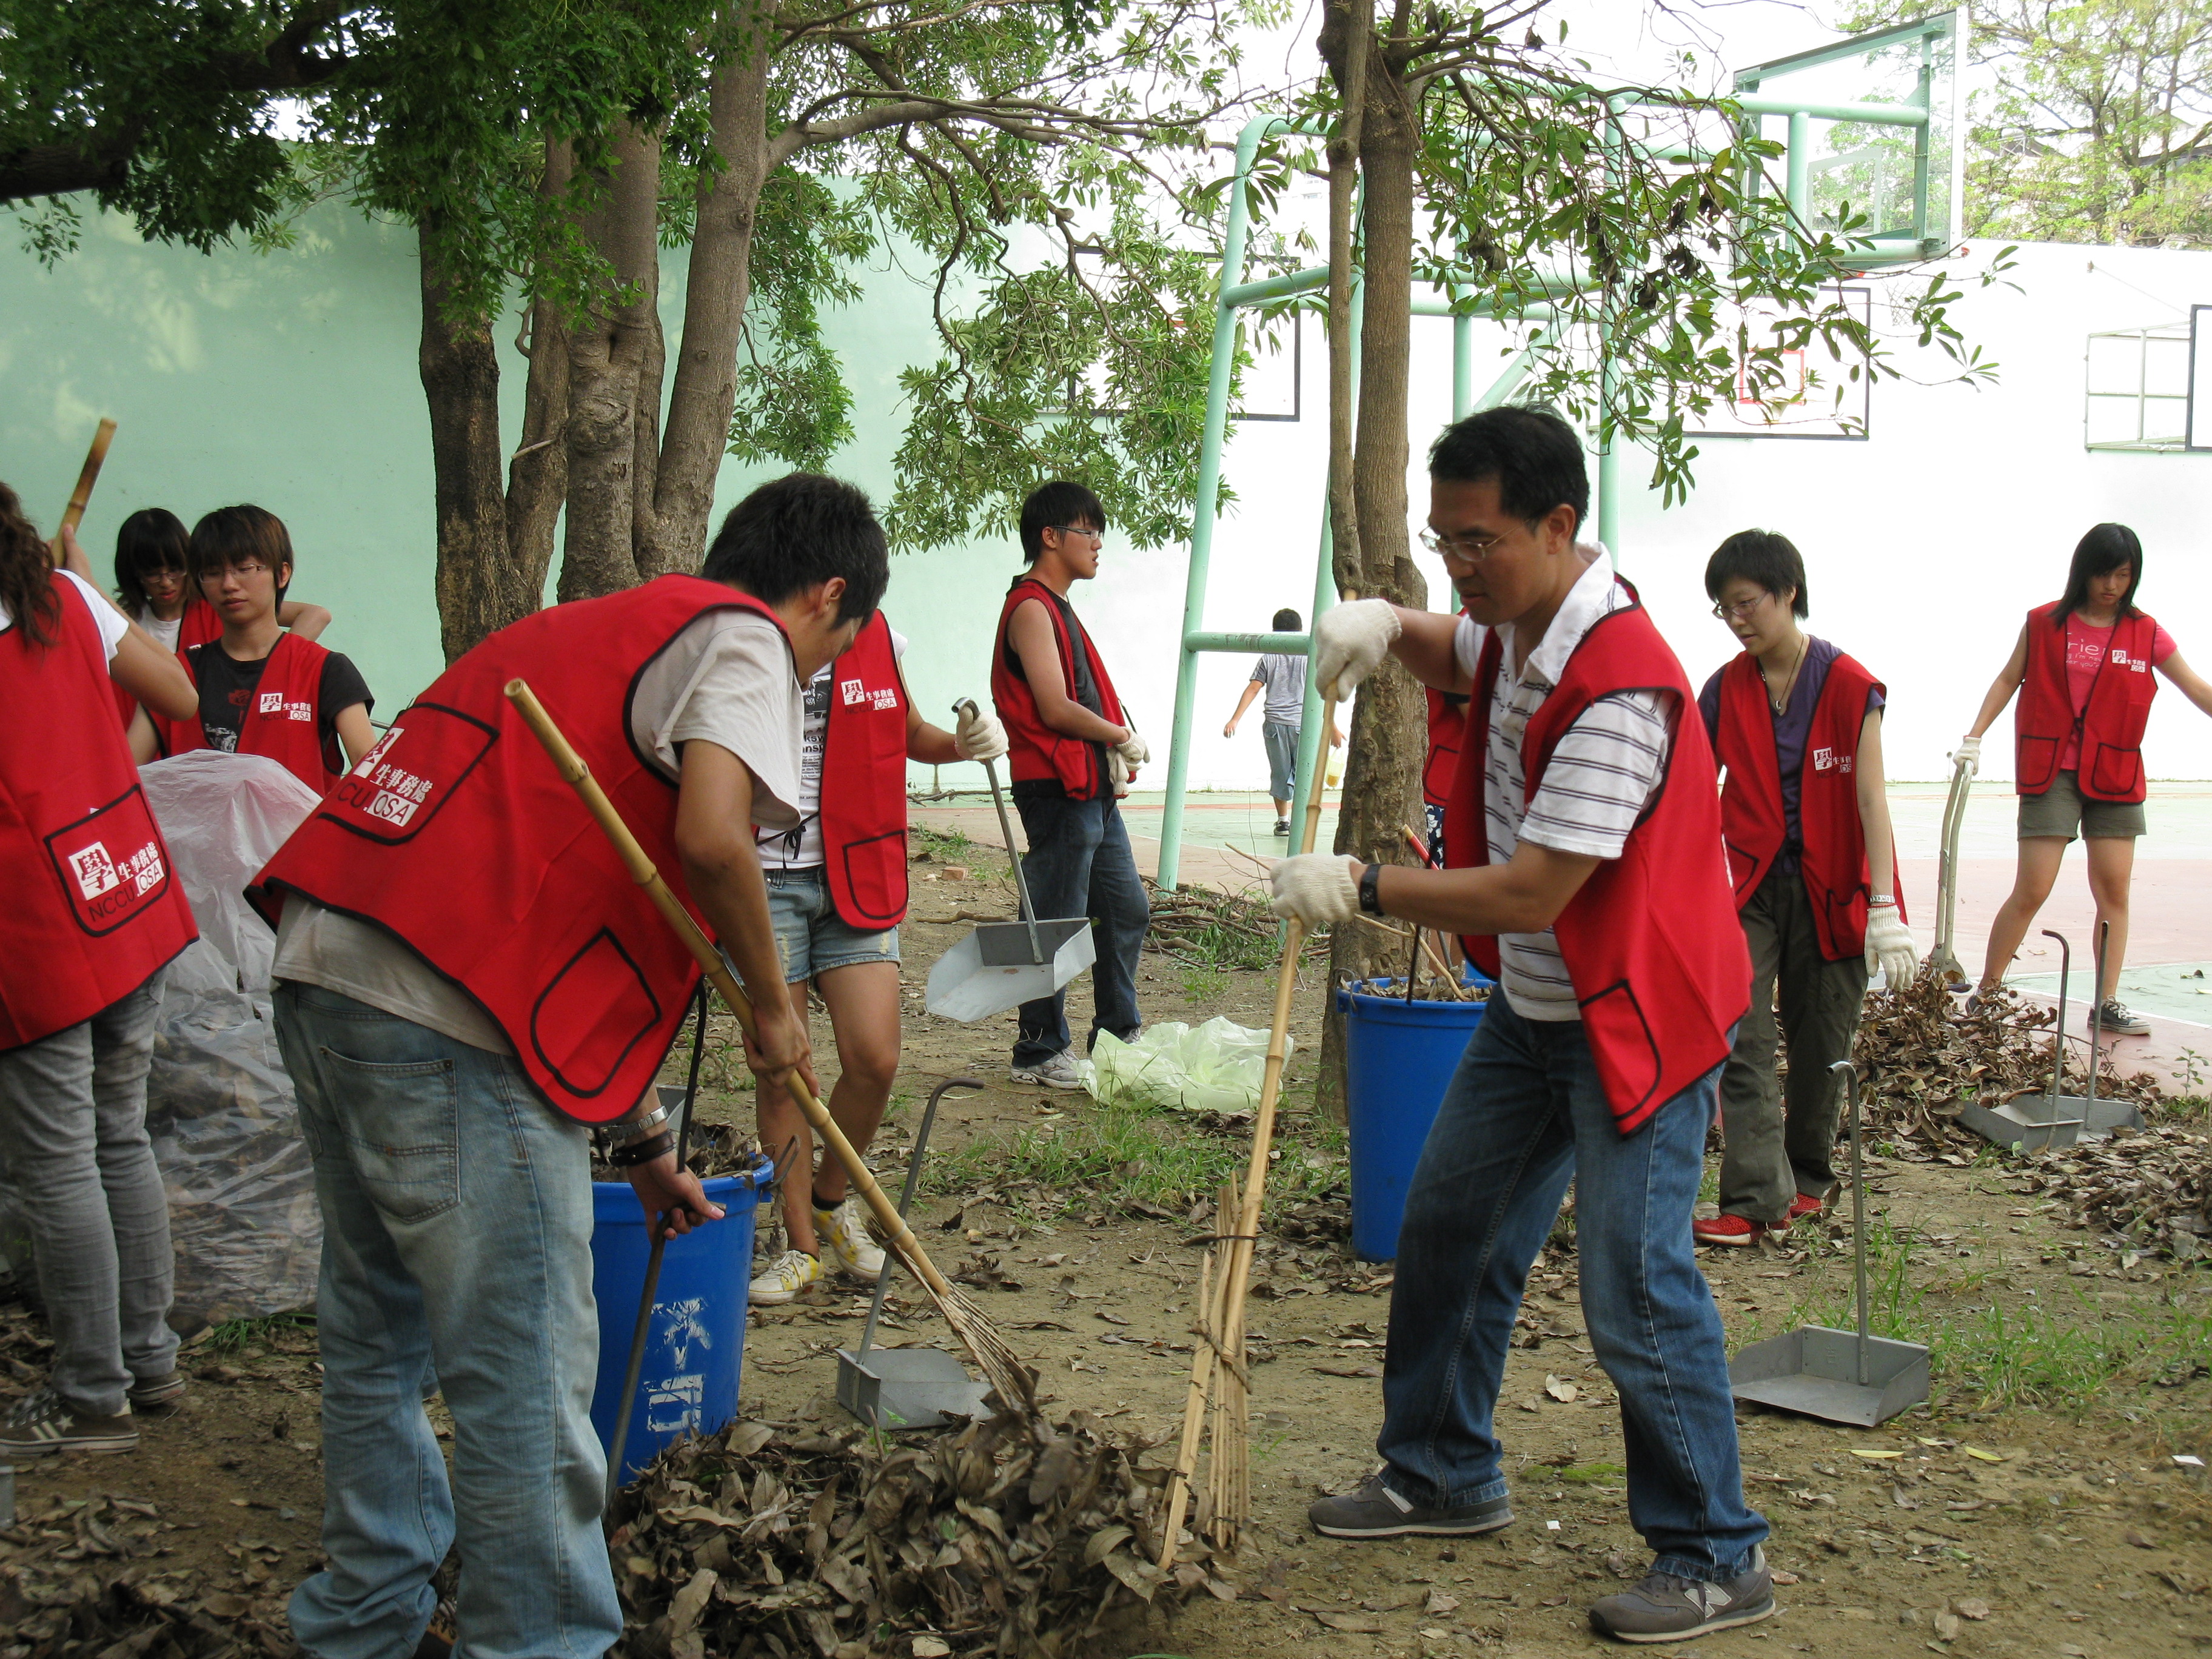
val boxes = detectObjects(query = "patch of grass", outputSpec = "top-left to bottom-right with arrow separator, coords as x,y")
923,1094 -> 1346,1221
912,825 -> 974,862
1179,963 -> 1228,1002
1176,922 -> 1280,974
204,1312 -> 316,1356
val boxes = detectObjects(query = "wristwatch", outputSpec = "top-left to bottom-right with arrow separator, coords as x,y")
1358,860 -> 1384,917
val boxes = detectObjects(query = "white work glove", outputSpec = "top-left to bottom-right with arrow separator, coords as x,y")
1113,725 -> 1149,768
1108,746 -> 1132,798
1950,734 -> 1981,777
1313,599 -> 1402,702
1865,904 -> 1919,988
953,703 -> 1008,763
1268,854 -> 1361,927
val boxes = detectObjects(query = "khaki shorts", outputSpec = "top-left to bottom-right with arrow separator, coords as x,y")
2018,769 -> 2146,841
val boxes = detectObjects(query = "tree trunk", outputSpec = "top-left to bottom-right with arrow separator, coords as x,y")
418,230 -> 515,666
498,141 -> 575,633
1315,59 -> 1430,1121
559,121 -> 662,602
640,29 -> 775,578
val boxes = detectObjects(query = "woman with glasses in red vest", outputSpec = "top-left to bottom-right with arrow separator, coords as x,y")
1956,524 -> 2212,1034
1694,531 -> 1915,1248
147,506 -> 373,791
0,488 -> 201,1459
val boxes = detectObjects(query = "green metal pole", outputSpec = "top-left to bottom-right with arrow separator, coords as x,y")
1157,117 -> 1282,892
1786,110 -> 1812,224
1452,286 -> 1473,420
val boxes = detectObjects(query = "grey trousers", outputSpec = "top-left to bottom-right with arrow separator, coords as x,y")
0,978 -> 178,1416
1717,868 -> 1869,1226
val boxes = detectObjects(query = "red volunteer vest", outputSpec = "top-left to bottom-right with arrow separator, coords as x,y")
1715,649 -> 1898,962
2016,600 -> 2161,803
155,630 -> 340,794
818,612 -> 910,929
1423,687 -> 1463,809
251,576 -> 793,1124
1443,587 -> 1749,1134
110,597 -> 224,728
991,577 -> 1129,800
1,576 -> 198,1049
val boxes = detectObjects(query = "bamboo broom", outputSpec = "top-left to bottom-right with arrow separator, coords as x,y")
1158,648 -> 1350,1566
504,679 -> 1037,1415
49,418 -> 117,565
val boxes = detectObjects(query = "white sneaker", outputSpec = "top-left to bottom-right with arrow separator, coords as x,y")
814,1196 -> 886,1281
749,1248 -> 823,1306
1010,1048 -> 1083,1090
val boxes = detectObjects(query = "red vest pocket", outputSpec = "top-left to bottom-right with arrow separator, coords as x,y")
1723,840 -> 1766,904
1576,980 -> 1662,1121
2015,733 -> 2059,793
325,705 -> 498,843
2086,742 -> 2143,801
835,828 -> 908,930
530,929 -> 664,1102
44,787 -> 176,937
1818,883 -> 1869,966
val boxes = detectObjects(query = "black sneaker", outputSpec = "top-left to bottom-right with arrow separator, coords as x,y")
127,1371 -> 187,1416
1309,1472 -> 1513,1538
1273,819 -> 1290,835
2089,997 -> 2151,1036
1588,1547 -> 1775,1643
0,1387 -> 138,1456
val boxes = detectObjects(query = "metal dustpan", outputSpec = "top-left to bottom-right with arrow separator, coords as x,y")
1729,1061 -> 1931,1428
1957,925 -> 2143,1153
923,704 -> 1095,1022
837,1078 -> 995,1430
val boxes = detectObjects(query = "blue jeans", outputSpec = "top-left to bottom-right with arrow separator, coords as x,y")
1010,790 -> 1149,1067
273,984 -> 620,1659
1375,996 -> 1767,1584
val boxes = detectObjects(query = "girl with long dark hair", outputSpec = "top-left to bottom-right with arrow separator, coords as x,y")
1957,524 -> 2212,1032
0,483 -> 201,1458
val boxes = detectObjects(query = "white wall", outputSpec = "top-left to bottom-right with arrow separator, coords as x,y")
1135,239 -> 2212,790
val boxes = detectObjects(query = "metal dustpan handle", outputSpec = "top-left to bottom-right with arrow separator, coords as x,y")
1831,1059 -> 1870,1388
856,1076 -> 983,1364
956,700 -> 1045,967
2042,930 -> 2071,1107
2087,919 -> 2107,1116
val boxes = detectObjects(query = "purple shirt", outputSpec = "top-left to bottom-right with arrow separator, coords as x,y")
1699,636 -> 1883,868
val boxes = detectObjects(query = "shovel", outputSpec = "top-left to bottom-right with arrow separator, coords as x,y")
1728,1060 -> 1931,1428
837,1076 -> 994,1429
1926,754 -> 1972,988
923,702 -> 1095,1022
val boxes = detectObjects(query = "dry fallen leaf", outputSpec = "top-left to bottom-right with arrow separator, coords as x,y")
1932,1610 -> 1962,1641
1425,1589 -> 1461,1615
912,1638 -> 951,1658
1962,1446 -> 2008,1463
1544,1376 -> 1580,1404
1850,1449 -> 1903,1460
1949,1597 -> 1990,1621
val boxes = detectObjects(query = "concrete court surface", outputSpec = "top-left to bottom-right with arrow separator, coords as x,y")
912,779 -> 2212,1094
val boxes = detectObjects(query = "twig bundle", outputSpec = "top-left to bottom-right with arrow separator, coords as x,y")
504,680 -> 1036,1418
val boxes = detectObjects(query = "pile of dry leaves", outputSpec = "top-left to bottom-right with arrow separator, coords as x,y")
1849,977 -> 2160,1151
1,1492 -> 295,1659
2017,1123 -> 2212,1263
607,1408 -> 1204,1659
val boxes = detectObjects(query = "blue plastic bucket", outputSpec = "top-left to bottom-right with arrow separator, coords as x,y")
1336,976 -> 1491,1262
588,1155 -> 775,1481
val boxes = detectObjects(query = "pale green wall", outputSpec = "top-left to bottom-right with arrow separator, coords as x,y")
0,199 -> 1033,762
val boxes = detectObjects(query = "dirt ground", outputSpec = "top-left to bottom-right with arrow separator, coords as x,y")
6,842 -> 2211,1657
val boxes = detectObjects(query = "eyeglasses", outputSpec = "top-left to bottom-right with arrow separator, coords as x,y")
1050,525 -> 1104,546
1710,594 -> 1769,622
1418,528 -> 1509,563
200,561 -> 274,583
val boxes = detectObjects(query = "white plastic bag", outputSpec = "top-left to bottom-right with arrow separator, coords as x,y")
1079,1017 -> 1289,1114
140,752 -> 324,1328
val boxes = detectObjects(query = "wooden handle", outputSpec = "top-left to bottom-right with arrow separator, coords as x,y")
501,679 -> 960,1304
49,418 -> 117,565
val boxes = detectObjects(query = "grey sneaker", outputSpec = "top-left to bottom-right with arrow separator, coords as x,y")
1010,1049 -> 1083,1090
0,1387 -> 138,1456
1588,1547 -> 1775,1643
1309,1472 -> 1513,1538
2089,997 -> 2151,1036
127,1371 -> 187,1416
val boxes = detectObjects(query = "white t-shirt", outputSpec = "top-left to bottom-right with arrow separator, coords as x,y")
1452,552 -> 1675,1022
144,612 -> 183,653
2,570 -> 127,660
757,628 -> 910,871
272,606 -> 809,1053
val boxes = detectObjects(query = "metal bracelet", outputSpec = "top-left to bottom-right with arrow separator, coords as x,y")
611,1105 -> 671,1147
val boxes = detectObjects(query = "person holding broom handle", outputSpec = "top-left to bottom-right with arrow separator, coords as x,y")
0,485 -> 200,1459
247,473 -> 887,1659
1269,407 -> 1770,1646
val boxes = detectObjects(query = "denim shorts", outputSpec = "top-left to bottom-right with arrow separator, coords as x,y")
2018,768 -> 2146,841
766,868 -> 902,982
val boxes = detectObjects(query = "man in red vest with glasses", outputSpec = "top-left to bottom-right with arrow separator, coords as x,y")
1269,407 -> 1771,1645
250,473 -> 887,1659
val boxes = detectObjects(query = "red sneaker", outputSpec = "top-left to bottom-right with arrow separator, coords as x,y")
1785,1192 -> 1826,1224
1693,1213 -> 1767,1247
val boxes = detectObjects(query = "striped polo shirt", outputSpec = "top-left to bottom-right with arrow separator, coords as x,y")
1452,550 -> 1676,1021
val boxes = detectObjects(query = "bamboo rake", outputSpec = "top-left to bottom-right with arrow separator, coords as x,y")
503,679 -> 1037,1415
49,418 -> 116,565
1158,659 -> 1350,1566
